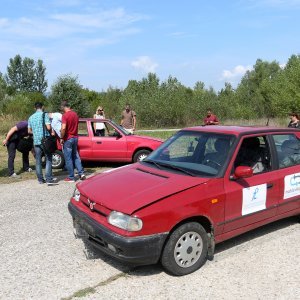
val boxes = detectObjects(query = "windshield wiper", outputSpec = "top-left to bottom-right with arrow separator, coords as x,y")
159,163 -> 196,177
143,159 -> 162,169
145,160 -> 196,177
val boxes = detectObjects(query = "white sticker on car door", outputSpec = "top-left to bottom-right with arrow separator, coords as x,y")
284,173 -> 300,199
242,184 -> 267,215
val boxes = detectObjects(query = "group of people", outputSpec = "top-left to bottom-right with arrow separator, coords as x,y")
3,101 -> 86,185
203,109 -> 300,128
93,103 -> 137,134
3,102 -> 298,182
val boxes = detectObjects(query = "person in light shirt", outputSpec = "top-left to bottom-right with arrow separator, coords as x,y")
93,106 -> 106,136
48,112 -> 62,138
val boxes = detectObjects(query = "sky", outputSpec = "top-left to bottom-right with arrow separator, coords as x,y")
1,0 -> 300,92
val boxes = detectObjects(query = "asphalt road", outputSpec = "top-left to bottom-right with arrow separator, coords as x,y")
0,178 -> 299,300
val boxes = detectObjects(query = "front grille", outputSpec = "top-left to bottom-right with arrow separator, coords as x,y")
80,195 -> 109,217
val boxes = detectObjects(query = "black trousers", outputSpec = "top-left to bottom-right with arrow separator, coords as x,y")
7,140 -> 29,176
95,129 -> 105,136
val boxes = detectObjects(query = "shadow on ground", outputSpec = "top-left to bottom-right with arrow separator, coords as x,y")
79,216 -> 299,277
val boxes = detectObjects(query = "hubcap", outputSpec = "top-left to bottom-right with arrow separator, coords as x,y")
138,153 -> 148,161
52,153 -> 62,167
174,231 -> 203,268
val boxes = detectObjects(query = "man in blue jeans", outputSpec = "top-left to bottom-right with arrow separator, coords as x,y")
60,101 -> 86,182
28,102 -> 58,185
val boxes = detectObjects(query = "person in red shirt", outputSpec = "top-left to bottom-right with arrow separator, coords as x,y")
60,101 -> 86,182
203,109 -> 219,125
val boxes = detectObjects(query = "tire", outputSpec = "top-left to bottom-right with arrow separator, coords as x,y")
133,149 -> 151,162
161,222 -> 208,276
52,150 -> 65,169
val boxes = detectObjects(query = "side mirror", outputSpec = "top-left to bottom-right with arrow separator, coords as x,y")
234,166 -> 253,179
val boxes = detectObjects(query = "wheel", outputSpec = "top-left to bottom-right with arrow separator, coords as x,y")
161,222 -> 208,276
52,150 -> 65,169
133,149 -> 151,162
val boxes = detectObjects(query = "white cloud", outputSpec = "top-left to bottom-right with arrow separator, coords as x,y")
221,65 -> 252,80
52,8 -> 145,29
0,8 -> 146,40
131,56 -> 158,73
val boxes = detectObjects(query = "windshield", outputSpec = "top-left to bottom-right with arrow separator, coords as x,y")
143,131 -> 235,177
110,120 -> 131,135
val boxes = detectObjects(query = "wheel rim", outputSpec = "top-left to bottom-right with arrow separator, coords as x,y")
138,153 -> 148,161
174,231 -> 203,268
52,153 -> 62,168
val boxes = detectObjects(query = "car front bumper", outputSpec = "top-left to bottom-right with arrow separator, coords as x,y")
68,202 -> 168,265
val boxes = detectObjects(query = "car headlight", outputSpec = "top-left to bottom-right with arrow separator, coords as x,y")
108,211 -> 143,231
73,188 -> 81,202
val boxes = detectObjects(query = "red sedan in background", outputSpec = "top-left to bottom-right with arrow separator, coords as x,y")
51,119 -> 163,169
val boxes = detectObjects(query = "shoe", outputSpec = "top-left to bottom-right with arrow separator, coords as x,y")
9,173 -> 21,179
26,168 -> 33,172
64,177 -> 75,183
39,179 -> 46,184
47,178 -> 59,186
80,174 -> 86,180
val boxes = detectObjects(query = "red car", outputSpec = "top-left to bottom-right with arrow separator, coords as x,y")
68,126 -> 300,275
51,119 -> 163,169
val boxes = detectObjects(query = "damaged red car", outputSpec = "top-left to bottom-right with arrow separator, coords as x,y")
68,125 -> 300,275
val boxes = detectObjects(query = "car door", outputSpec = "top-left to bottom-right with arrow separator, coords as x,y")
223,135 -> 280,233
91,121 -> 128,160
272,133 -> 300,215
77,120 -> 92,159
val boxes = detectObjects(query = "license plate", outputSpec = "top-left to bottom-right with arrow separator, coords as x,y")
73,219 -> 95,238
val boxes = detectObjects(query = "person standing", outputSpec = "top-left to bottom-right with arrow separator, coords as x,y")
93,106 -> 106,136
60,100 -> 86,182
120,104 -> 136,134
2,121 -> 33,178
288,112 -> 300,128
28,102 -> 57,185
203,109 -> 219,125
48,112 -> 62,137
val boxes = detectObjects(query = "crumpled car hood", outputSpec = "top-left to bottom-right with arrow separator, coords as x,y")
78,164 -> 209,214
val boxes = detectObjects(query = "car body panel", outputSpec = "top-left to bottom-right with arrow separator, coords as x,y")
77,119 -> 163,162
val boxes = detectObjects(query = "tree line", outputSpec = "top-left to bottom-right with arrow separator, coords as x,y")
1,54 -> 300,128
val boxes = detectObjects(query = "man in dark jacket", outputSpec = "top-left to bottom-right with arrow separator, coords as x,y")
2,121 -> 33,178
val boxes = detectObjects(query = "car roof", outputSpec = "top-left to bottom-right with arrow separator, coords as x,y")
79,118 -> 110,121
181,125 -> 299,136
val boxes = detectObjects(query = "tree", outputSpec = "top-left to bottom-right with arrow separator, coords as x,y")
35,59 -> 48,93
5,54 -> 48,93
6,54 -> 23,92
0,72 -> 7,107
49,74 -> 90,117
21,57 -> 35,91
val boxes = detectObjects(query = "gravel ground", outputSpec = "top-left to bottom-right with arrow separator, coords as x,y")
0,178 -> 299,300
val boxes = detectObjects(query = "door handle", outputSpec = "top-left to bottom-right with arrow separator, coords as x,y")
267,183 -> 273,189
96,141 -> 102,144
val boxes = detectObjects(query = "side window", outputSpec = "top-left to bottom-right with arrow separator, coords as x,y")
105,123 -> 117,137
78,121 -> 88,136
234,136 -> 271,174
273,134 -> 300,169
